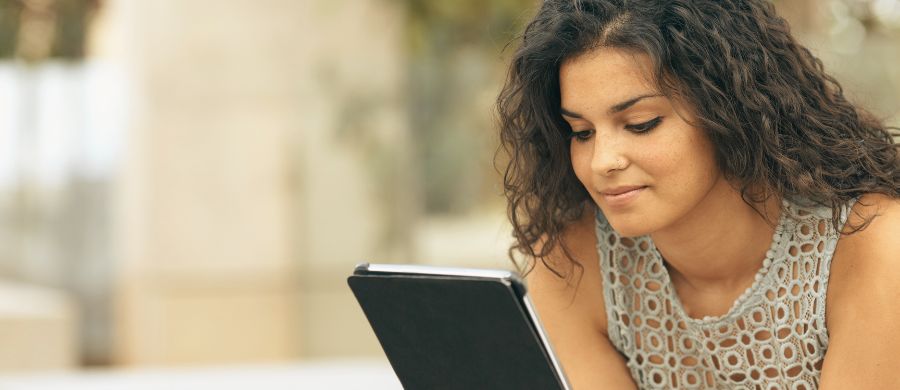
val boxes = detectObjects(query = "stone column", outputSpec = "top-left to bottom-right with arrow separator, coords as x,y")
109,0 -> 412,364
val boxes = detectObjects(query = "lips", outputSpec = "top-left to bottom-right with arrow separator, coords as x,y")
601,185 -> 647,196
600,185 -> 648,207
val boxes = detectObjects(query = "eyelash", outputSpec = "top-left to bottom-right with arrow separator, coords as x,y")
569,117 -> 663,143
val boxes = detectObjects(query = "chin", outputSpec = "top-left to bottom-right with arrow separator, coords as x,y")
600,211 -> 657,238
607,220 -> 653,238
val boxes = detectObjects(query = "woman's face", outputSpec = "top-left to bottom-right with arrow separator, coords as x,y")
560,47 -> 725,237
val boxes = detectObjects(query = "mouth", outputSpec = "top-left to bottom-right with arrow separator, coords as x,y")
602,185 -> 647,196
600,186 -> 648,206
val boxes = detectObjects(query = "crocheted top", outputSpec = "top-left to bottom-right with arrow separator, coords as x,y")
596,198 -> 854,389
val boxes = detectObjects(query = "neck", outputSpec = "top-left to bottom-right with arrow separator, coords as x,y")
650,179 -> 782,293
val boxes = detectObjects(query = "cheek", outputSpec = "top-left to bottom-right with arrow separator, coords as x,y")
646,129 -> 719,193
627,136 -> 681,184
570,142 -> 593,185
680,132 -> 719,181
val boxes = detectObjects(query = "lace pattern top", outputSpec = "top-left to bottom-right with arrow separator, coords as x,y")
596,199 -> 854,389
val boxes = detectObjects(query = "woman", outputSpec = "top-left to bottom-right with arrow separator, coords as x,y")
496,1 -> 899,389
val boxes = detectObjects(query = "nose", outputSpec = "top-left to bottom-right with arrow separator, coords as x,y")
590,134 -> 628,176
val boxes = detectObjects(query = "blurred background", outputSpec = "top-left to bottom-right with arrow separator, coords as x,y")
0,0 -> 896,387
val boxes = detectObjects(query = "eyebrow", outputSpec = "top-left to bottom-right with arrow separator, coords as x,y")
560,93 -> 663,119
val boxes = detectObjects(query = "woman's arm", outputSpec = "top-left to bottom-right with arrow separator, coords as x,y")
527,210 -> 638,390
820,194 -> 900,389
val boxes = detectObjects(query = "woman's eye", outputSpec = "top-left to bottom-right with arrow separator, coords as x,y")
625,116 -> 663,133
569,129 -> 594,142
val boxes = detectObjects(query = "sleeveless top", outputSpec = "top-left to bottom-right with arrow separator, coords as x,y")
595,198 -> 854,390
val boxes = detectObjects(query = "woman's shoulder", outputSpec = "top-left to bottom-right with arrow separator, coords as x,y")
825,193 -> 900,333
836,193 -> 899,255
526,205 -> 608,331
819,196 -> 900,386
531,204 -> 603,279
524,208 -> 640,389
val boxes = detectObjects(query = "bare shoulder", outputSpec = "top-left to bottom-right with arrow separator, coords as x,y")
820,193 -> 900,388
845,192 -> 900,234
531,205 -> 602,281
827,193 -> 900,316
525,205 -> 607,333
525,206 -> 638,389
829,193 -> 900,284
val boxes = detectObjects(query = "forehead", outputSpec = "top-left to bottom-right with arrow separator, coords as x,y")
559,47 -> 658,109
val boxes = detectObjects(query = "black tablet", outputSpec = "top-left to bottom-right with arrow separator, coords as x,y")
347,263 -> 572,390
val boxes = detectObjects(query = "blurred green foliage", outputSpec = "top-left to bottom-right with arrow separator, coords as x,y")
0,1 -> 19,57
401,0 -> 535,55
0,0 -> 99,62
398,0 -> 536,214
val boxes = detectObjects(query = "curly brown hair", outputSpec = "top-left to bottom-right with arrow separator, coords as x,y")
495,0 -> 900,281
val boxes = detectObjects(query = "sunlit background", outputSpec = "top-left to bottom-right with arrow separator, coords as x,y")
0,0 -> 896,388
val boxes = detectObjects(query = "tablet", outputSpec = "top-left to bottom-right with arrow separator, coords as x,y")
347,263 -> 572,390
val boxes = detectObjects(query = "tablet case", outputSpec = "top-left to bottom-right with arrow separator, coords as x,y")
348,265 -> 567,390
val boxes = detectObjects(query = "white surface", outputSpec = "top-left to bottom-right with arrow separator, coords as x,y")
0,359 -> 401,390
0,281 -> 72,318
365,263 -> 514,279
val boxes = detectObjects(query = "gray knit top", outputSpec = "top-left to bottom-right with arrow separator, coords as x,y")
596,198 -> 854,390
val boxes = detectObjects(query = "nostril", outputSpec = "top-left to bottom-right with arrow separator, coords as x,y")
592,156 -> 629,175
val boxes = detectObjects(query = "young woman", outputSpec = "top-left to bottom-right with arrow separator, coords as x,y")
496,1 -> 899,389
